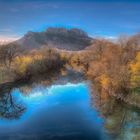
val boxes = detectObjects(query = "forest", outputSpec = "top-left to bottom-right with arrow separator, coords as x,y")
0,33 -> 140,107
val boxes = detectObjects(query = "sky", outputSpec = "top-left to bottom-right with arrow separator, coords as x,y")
0,0 -> 140,41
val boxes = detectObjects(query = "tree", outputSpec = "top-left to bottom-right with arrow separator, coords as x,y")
130,51 -> 140,88
0,91 -> 25,119
0,43 -> 21,68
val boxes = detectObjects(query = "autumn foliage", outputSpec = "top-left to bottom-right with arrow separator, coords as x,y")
66,34 -> 140,98
0,33 -> 140,99
0,44 -> 66,82
130,52 -> 140,88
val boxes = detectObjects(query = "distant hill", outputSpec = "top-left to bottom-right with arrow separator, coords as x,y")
16,27 -> 92,51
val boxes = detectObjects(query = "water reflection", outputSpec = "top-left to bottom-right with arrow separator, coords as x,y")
1,81 -> 140,140
94,90 -> 140,140
0,83 -> 106,140
0,92 -> 25,120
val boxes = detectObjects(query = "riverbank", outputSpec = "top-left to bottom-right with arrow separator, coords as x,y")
1,35 -> 140,109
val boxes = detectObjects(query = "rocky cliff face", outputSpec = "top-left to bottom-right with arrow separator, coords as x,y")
16,27 -> 92,51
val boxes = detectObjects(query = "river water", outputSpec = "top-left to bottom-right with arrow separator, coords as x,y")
0,82 -> 140,140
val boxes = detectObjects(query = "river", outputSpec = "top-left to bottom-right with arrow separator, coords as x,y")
0,82 -> 140,140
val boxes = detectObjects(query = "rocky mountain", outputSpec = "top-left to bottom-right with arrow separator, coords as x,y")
16,27 -> 92,51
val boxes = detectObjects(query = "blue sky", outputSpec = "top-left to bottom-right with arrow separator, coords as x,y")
0,0 -> 140,40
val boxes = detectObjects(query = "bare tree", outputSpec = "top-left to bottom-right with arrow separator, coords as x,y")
0,43 -> 21,68
0,90 -> 25,120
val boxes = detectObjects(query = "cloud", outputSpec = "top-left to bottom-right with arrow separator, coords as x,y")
92,34 -> 117,41
16,1 -> 61,10
0,28 -> 20,42
0,28 -> 21,38
0,35 -> 20,43
31,3 -> 60,9
104,35 -> 117,39
0,28 -> 13,33
9,8 -> 19,12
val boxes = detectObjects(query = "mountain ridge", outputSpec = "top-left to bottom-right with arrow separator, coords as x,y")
16,27 -> 92,51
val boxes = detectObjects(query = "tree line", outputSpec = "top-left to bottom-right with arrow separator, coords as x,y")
66,34 -> 140,103
0,43 -> 66,83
